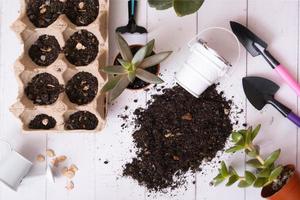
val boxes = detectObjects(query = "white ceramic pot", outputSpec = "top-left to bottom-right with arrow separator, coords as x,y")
176,27 -> 240,98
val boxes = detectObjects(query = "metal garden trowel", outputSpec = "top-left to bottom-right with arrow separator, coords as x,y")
242,76 -> 300,127
116,0 -> 147,34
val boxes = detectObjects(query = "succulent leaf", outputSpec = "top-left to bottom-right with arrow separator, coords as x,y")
220,161 -> 229,177
253,177 -> 268,188
145,39 -> 155,57
128,72 -> 136,83
101,65 -> 127,74
245,171 -> 256,184
118,59 -> 132,70
132,45 -> 148,66
116,33 -> 133,61
251,124 -> 261,141
238,180 -> 251,188
231,132 -> 243,143
108,75 -> 130,102
140,51 -> 172,69
257,167 -> 272,178
245,127 -> 252,145
213,174 -> 225,186
148,0 -> 173,10
101,75 -> 122,92
246,159 -> 263,169
226,175 -> 239,186
136,68 -> 164,84
264,149 -> 281,167
226,145 -> 244,153
269,166 -> 283,182
173,0 -> 205,16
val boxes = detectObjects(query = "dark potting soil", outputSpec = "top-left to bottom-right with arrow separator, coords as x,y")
66,72 -> 98,105
65,111 -> 98,130
25,73 -> 64,105
65,0 -> 99,26
29,35 -> 61,67
64,29 -> 99,66
114,46 -> 159,90
28,114 -> 56,130
26,0 -> 65,28
123,85 -> 233,191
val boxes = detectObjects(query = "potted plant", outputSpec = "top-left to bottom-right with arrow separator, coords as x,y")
101,33 -> 172,101
148,0 -> 205,17
213,125 -> 300,200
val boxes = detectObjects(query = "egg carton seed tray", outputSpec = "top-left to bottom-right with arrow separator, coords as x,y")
10,0 -> 109,132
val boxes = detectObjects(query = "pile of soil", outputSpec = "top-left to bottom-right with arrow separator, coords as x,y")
123,85 -> 233,191
29,114 -> 56,130
65,111 -> 98,130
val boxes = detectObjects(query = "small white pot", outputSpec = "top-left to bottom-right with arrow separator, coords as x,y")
176,27 -> 240,98
0,141 -> 32,191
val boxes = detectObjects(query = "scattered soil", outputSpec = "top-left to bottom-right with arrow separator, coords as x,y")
26,0 -> 65,28
29,114 -> 56,129
114,45 -> 159,90
123,85 -> 233,191
29,35 -> 61,66
65,0 -> 99,26
66,72 -> 98,105
25,73 -> 64,105
64,29 -> 99,66
65,111 -> 98,130
261,165 -> 295,198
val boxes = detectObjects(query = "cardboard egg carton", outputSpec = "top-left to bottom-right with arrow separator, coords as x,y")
10,0 -> 109,132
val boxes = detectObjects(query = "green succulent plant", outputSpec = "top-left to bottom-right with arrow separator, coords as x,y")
213,125 -> 284,188
148,0 -> 205,17
101,33 -> 172,102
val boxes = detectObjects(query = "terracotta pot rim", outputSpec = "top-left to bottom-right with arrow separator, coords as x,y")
113,44 -> 160,91
261,164 -> 297,198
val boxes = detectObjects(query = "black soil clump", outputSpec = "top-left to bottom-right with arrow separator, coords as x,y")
114,46 -> 159,90
66,72 -> 98,105
29,35 -> 61,66
65,0 -> 99,26
25,73 -> 64,105
64,30 -> 99,66
26,0 -> 65,28
65,111 -> 98,130
28,114 -> 56,130
123,85 -> 233,191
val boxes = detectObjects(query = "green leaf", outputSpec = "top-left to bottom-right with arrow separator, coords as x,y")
128,72 -> 136,82
245,127 -> 252,145
115,33 -> 133,62
101,75 -> 122,92
264,149 -> 281,167
257,167 -> 271,178
253,177 -> 268,188
145,39 -> 155,57
101,65 -> 127,74
108,76 -> 130,102
225,145 -> 244,153
118,59 -> 132,70
132,46 -> 148,66
148,0 -> 173,10
139,51 -> 172,69
136,68 -> 164,84
245,171 -> 256,184
231,132 -> 243,143
251,124 -> 261,141
246,159 -> 263,169
226,175 -> 239,186
173,0 -> 205,16
245,146 -> 259,158
269,166 -> 283,182
213,173 -> 225,186
220,161 -> 229,177
238,180 -> 251,188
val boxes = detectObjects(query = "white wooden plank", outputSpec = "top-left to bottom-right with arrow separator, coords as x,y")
0,1 -> 47,200
247,0 -> 299,200
196,0 -> 247,200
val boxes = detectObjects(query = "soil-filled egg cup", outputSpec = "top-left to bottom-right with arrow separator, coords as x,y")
10,0 -> 109,132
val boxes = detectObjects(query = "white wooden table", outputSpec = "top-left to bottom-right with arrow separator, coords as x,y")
0,0 -> 299,199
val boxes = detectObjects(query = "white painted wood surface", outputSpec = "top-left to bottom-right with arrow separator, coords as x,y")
0,0 -> 299,199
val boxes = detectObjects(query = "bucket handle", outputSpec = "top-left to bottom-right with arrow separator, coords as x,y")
188,26 -> 241,67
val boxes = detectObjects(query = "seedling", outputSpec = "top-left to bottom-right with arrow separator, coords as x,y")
213,125 -> 284,188
101,33 -> 172,101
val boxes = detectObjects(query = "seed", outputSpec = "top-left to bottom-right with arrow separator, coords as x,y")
83,85 -> 89,91
76,42 -> 86,50
78,2 -> 85,9
65,180 -> 74,190
42,119 -> 49,126
39,5 -> 47,14
181,113 -> 192,121
57,155 -> 67,162
41,47 -> 52,52
63,170 -> 75,179
36,154 -> 45,162
46,149 -> 55,157
51,158 -> 58,167
61,167 -> 68,174
164,133 -> 174,138
40,55 -> 46,61
224,109 -> 230,115
69,164 -> 78,172
173,155 -> 180,161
